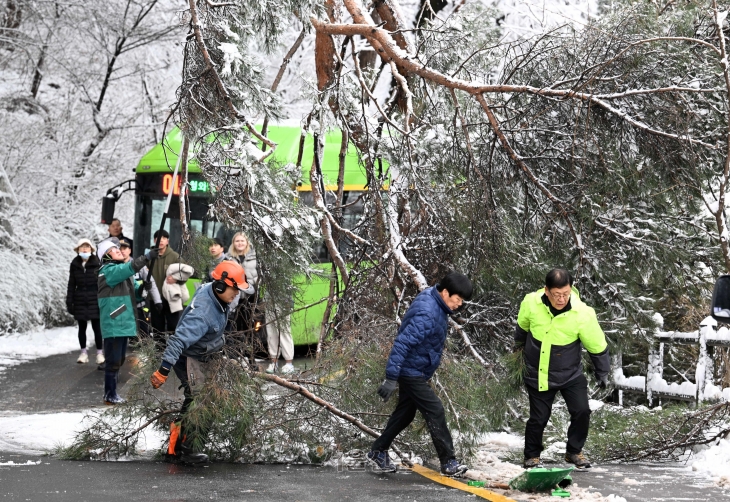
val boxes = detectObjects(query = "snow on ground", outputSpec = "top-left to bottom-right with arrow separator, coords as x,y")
0,410 -> 166,457
467,433 -> 628,502
0,412 -> 87,455
0,326 -> 729,500
0,326 -> 79,374
688,438 -> 730,488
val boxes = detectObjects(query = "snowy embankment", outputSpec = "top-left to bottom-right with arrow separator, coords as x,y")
0,326 -> 165,455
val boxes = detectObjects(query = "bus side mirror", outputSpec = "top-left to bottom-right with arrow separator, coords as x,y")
101,196 -> 116,224
711,275 -> 730,322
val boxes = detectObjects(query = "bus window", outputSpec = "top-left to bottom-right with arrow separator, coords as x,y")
297,191 -> 365,263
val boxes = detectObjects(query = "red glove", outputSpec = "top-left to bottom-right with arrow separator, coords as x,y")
150,370 -> 168,389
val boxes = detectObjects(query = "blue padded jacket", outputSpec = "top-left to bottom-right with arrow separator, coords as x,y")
161,283 -> 229,365
385,286 -> 454,381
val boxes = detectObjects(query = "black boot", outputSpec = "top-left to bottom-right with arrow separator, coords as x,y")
103,371 -> 124,404
176,435 -> 208,464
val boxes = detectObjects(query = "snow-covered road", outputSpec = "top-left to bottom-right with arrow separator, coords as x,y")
1,327 -> 730,501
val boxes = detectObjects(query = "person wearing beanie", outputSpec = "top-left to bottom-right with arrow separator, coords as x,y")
66,238 -> 103,365
150,260 -> 253,465
96,238 -> 158,405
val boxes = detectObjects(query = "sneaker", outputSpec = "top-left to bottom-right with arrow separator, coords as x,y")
565,452 -> 591,469
77,351 -> 88,364
96,352 -> 105,365
104,394 -> 126,405
265,361 -> 277,374
366,450 -> 397,473
280,363 -> 296,375
523,457 -> 543,469
441,458 -> 468,477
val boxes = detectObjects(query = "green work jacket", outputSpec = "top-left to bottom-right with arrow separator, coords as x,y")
98,255 -> 148,338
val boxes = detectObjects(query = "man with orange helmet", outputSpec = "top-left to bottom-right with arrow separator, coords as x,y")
150,260 -> 253,464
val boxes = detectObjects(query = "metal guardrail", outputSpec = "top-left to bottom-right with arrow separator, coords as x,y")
614,317 -> 728,406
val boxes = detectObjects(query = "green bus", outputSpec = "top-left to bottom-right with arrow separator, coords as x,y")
111,126 -> 372,346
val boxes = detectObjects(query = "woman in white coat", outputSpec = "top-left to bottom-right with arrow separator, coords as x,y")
228,232 -> 295,374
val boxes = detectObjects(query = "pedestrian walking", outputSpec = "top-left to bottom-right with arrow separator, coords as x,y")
515,268 -> 610,469
66,238 -> 103,365
367,272 -> 473,477
149,260 -> 252,464
97,238 -> 158,405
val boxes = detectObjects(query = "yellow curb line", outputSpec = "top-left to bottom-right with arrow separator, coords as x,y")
407,464 -> 517,502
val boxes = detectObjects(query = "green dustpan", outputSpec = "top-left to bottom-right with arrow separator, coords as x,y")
508,467 -> 574,492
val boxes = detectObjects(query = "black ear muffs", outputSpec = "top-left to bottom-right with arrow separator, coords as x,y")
213,271 -> 229,294
213,271 -> 238,294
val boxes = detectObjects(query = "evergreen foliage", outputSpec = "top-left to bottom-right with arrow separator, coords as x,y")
42,0 -> 730,466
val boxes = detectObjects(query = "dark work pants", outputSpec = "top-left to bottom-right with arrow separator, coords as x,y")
103,337 -> 129,399
171,356 -> 209,453
371,376 -> 456,463
150,299 -> 180,336
78,318 -> 102,350
524,374 -> 591,458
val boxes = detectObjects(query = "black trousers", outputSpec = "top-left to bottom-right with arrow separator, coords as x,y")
524,374 -> 591,458
372,376 -> 456,463
150,299 -> 180,336
77,318 -> 102,350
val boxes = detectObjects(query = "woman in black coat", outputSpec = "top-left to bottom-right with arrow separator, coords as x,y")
66,238 -> 104,365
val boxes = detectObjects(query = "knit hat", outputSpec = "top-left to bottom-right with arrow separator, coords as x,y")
96,238 -> 120,259
73,238 -> 96,253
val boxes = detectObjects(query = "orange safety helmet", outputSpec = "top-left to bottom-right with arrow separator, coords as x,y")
210,261 -> 248,292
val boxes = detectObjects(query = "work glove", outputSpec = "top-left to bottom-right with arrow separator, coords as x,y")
150,366 -> 170,389
377,379 -> 397,403
597,376 -> 608,389
154,302 -> 163,314
145,247 -> 160,261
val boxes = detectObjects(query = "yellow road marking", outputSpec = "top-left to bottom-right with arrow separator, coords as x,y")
408,464 -> 517,502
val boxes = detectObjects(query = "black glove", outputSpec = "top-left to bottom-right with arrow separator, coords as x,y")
377,379 -> 397,403
597,376 -> 608,389
513,343 -> 524,354
145,247 -> 160,261
66,304 -> 74,315
143,280 -> 153,292
154,303 -> 163,314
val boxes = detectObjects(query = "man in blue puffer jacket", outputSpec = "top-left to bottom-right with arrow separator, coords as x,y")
367,272 -> 473,477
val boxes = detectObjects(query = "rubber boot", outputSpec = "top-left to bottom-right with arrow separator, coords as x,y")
174,427 -> 208,465
178,438 -> 208,464
104,370 -> 124,404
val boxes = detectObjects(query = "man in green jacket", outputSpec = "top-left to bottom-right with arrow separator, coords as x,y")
149,229 -> 183,337
515,269 -> 610,469
97,238 -> 158,405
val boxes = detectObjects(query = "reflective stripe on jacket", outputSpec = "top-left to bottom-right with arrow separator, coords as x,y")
516,289 -> 609,391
